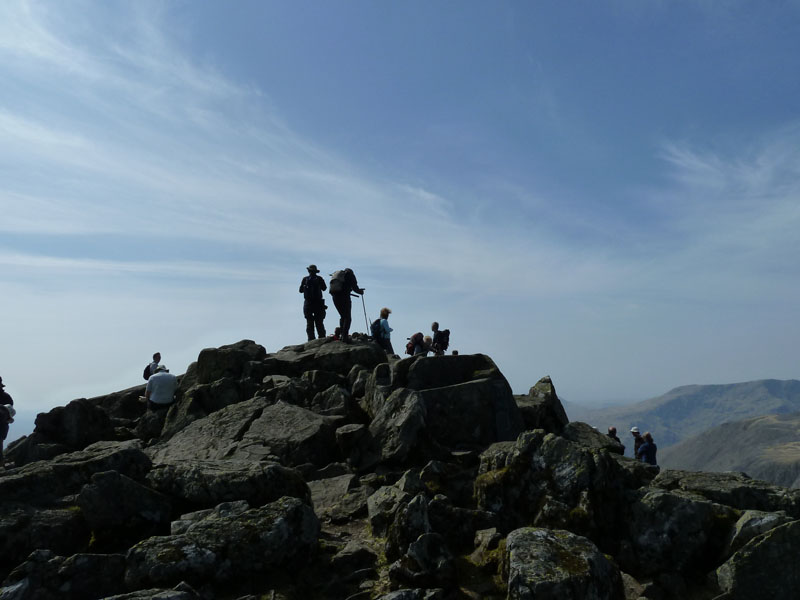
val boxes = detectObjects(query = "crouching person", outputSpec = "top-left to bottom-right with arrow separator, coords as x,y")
145,365 -> 178,411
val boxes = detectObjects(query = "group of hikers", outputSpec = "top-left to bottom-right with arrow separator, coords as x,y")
607,425 -> 658,467
299,264 -> 451,356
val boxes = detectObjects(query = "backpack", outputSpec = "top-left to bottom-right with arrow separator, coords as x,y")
143,364 -> 152,380
0,404 -> 12,424
303,275 -> 322,301
439,329 -> 450,351
370,318 -> 383,340
329,270 -> 347,294
406,332 -> 424,355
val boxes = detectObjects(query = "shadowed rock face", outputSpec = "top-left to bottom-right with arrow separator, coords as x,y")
1,338 -> 798,599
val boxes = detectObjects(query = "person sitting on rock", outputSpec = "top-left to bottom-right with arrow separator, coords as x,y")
145,365 -> 178,411
630,426 -> 644,459
414,335 -> 434,356
638,431 -> 658,467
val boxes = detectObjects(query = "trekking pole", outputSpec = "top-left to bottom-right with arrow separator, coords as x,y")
360,293 -> 370,334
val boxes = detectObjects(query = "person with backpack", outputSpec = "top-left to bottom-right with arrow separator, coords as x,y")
299,264 -> 327,341
143,352 -> 161,380
371,307 -> 394,354
638,432 -> 658,467
0,377 -> 15,467
328,268 -> 363,343
431,322 -> 450,356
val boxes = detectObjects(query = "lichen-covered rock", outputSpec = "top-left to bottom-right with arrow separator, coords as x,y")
0,440 -> 151,505
505,527 -> 624,600
619,488 -> 738,578
263,339 -> 387,378
146,459 -> 310,508
716,520 -> 800,600
368,485 -> 412,537
307,473 -> 368,523
233,401 -> 341,466
369,389 -> 432,464
651,469 -> 800,518
124,496 -> 319,589
723,509 -> 794,556
77,470 -> 172,549
148,397 -> 269,463
0,550 -> 127,600
389,532 -> 456,589
515,376 -> 569,434
195,339 -> 267,384
386,494 -> 432,562
0,509 -> 90,578
33,399 -> 115,450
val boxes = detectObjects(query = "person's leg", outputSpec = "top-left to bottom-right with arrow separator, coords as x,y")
341,299 -> 352,340
314,305 -> 326,338
303,303 -> 316,341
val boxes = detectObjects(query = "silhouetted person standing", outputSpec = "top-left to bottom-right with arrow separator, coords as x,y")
299,264 -> 327,341
329,268 -> 363,343
0,377 -> 15,467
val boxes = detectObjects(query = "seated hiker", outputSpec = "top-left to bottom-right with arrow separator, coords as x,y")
145,365 -> 178,410
371,307 -> 394,354
638,432 -> 658,467
431,322 -> 450,356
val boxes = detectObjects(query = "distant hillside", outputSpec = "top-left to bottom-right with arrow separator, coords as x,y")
566,379 -> 800,458
659,412 -> 800,488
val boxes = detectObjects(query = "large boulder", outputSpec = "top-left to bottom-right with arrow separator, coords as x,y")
0,550 -> 127,600
505,527 -> 624,600
195,339 -> 267,384
515,376 -> 569,434
124,496 -> 319,589
147,397 -> 270,463
147,459 -> 311,508
0,440 -> 151,505
33,399 -> 115,450
716,519 -> 800,600
77,470 -> 172,549
651,469 -> 800,518
263,339 -> 387,378
233,401 -> 341,466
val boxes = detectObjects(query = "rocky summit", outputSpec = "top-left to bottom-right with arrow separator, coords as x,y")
2,338 -> 800,600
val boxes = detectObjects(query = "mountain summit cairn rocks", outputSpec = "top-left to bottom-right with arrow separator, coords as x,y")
2,337 -> 800,599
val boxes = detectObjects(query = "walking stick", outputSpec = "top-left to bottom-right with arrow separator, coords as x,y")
360,293 -> 370,334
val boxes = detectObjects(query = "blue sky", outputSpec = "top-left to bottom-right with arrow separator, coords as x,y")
2,0 -> 800,440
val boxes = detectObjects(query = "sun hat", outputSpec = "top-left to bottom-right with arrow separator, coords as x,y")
307,264 -> 320,273
630,426 -> 639,433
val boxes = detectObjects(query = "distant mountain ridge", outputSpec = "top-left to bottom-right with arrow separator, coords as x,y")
660,412 -> 800,488
565,379 -> 800,456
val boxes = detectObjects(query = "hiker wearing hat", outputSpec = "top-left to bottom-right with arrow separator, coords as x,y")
328,267 -> 364,343
630,426 -> 644,460
0,377 -> 15,467
299,264 -> 328,341
144,365 -> 178,410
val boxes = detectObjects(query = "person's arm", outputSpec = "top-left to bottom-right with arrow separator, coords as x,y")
319,276 -> 327,291
299,277 -> 306,293
347,270 -> 364,294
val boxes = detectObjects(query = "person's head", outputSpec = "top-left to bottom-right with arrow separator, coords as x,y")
153,352 -> 161,363
380,307 -> 391,319
424,335 -> 432,345
608,426 -> 617,436
452,350 -> 458,355
0,376 -> 4,388
630,426 -> 640,437
307,264 -> 320,274
431,322 -> 439,332
643,432 -> 653,443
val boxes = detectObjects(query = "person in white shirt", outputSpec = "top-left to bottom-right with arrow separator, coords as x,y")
145,365 -> 178,410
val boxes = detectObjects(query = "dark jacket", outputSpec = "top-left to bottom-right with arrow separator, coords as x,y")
639,441 -> 657,466
300,274 -> 327,303
0,390 -> 12,407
